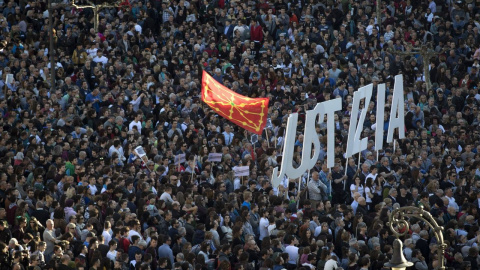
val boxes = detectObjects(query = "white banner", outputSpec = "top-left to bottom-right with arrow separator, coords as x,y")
233,166 -> 250,177
174,154 -> 186,165
134,146 -> 148,164
207,153 -> 223,162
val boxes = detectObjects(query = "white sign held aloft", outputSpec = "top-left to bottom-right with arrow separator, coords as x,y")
233,166 -> 250,177
207,153 -> 223,162
174,154 -> 186,165
271,76 -> 405,188
346,84 -> 373,159
134,146 -> 148,164
387,75 -> 405,143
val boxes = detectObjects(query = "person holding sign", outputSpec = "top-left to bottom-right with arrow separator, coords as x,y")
307,171 -> 327,209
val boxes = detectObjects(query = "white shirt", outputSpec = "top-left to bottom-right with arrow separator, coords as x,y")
234,177 -> 241,190
102,230 -> 112,245
285,245 -> 299,264
324,259 -> 339,270
129,120 -> 142,134
365,187 -> 373,203
350,184 -> 365,198
267,224 -> 276,236
86,47 -> 98,57
314,227 -> 332,237
259,217 -> 269,240
127,229 -> 143,242
160,192 -> 174,203
428,1 -> 436,13
107,250 -> 117,261
446,196 -> 459,212
93,55 -> 108,65
88,184 -> 98,196
108,145 -> 126,161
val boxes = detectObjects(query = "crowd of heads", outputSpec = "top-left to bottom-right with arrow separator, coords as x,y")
1,0 -> 480,269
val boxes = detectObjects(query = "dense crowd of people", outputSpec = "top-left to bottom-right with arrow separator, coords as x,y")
1,0 -> 480,269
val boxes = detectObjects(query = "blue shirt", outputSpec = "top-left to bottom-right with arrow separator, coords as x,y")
128,245 -> 143,262
158,244 -> 174,266
85,92 -> 101,112
319,170 -> 331,195
241,201 -> 251,210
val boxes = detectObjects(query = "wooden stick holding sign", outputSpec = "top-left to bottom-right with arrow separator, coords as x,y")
265,129 -> 270,148
251,134 -> 258,160
191,155 -> 197,182
175,154 -> 186,171
296,176 -> 302,209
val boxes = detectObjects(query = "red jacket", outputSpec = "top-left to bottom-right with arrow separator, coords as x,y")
250,24 -> 263,43
118,236 -> 130,253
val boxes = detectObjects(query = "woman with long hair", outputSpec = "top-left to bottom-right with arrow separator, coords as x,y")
231,225 -> 245,248
221,214 -> 233,243
53,207 -> 67,235
240,210 -> 254,238
350,176 -> 365,199
25,217 -> 44,238
12,216 -> 27,241
299,227 -> 315,247
14,201 -> 30,224
364,178 -> 375,211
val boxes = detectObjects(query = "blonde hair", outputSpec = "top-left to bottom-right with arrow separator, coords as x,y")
383,198 -> 392,205
46,195 -> 53,204
65,185 -> 76,199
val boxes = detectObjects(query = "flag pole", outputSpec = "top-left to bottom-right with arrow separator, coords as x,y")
265,129 -> 270,148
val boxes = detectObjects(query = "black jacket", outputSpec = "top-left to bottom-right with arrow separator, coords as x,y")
31,209 -> 50,226
415,238 -> 430,263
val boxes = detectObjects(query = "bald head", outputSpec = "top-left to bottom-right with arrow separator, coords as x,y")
61,255 -> 71,264
358,197 -> 366,205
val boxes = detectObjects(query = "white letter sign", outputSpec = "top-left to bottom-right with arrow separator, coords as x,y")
346,84 -> 372,158
270,77 -> 404,188
387,75 -> 406,143
375,83 -> 386,151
